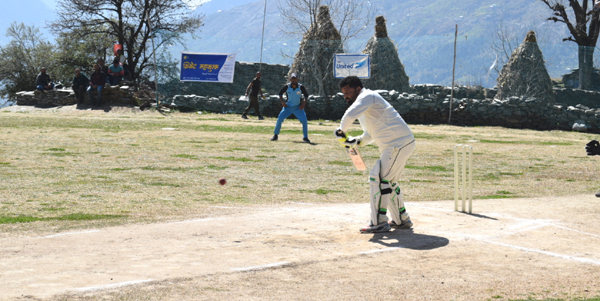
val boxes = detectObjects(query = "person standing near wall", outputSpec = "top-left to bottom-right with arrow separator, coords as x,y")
242,71 -> 265,120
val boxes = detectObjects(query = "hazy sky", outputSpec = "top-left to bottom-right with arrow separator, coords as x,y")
39,0 -> 212,11
40,0 -> 55,9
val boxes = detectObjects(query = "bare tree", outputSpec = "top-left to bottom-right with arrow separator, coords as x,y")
540,0 -> 600,90
496,31 -> 555,102
49,0 -> 203,84
278,0 -> 371,97
278,0 -> 372,45
487,20 -> 551,83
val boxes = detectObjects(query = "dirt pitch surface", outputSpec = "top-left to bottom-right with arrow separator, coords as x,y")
2,195 -> 600,300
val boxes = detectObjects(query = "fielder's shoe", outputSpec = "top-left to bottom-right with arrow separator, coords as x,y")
595,190 -> 600,197
303,137 -> 311,143
258,116 -> 264,120
360,222 -> 391,234
241,114 -> 248,119
389,218 -> 413,229
270,134 -> 278,141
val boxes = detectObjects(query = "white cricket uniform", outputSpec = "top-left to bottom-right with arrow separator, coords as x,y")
338,88 -> 415,225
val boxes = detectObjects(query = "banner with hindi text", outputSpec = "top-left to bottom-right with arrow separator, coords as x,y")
180,52 -> 236,83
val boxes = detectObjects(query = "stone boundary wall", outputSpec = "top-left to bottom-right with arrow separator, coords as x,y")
172,84 -> 600,133
162,62 -> 290,97
12,64 -> 600,133
15,85 -> 138,107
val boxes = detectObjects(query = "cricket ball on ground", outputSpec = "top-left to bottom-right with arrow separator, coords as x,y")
218,178 -> 227,185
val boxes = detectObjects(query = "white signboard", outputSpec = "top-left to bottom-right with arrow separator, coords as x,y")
334,54 -> 370,79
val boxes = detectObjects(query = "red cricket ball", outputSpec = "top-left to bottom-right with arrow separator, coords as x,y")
218,178 -> 227,185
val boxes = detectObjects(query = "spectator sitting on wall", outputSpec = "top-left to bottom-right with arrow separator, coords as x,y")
107,58 -> 124,86
87,64 -> 106,107
97,58 -> 109,84
72,68 -> 89,104
36,67 -> 54,91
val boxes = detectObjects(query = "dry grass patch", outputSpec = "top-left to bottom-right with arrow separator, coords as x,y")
0,106 -> 598,234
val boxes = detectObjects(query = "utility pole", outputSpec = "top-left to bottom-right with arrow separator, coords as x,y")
449,24 -> 457,124
259,0 -> 268,72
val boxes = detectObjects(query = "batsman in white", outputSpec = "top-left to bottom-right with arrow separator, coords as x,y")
335,76 -> 416,234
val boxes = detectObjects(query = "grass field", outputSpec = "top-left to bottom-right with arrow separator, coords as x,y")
1,107 -> 599,236
2,107 -> 600,301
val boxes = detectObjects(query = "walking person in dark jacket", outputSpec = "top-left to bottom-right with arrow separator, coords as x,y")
87,64 -> 106,107
72,68 -> 89,104
241,71 -> 265,120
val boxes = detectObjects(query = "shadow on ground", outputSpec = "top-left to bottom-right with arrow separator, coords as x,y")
368,229 -> 450,250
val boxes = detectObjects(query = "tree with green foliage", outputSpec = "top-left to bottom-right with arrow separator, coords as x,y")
53,25 -> 114,80
541,0 -> 600,90
49,0 -> 203,84
0,23 -> 56,101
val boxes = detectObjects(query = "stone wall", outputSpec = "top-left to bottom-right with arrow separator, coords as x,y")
161,62 -> 290,98
16,85 -> 138,107
172,84 -> 600,133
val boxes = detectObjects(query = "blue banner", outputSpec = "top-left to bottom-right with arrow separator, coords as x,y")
334,54 -> 370,79
180,52 -> 236,83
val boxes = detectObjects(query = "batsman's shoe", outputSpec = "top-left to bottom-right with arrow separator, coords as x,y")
389,218 -> 413,229
360,222 -> 391,234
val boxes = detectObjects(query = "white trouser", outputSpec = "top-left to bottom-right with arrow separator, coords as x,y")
369,140 -> 415,225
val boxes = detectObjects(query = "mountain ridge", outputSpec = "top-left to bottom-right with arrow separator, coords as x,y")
186,0 -> 576,87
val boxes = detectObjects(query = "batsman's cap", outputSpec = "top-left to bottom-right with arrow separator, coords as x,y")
290,73 -> 297,78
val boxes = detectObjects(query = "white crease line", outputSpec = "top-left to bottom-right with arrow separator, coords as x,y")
359,247 -> 402,254
168,217 -> 224,224
508,224 -> 549,234
553,225 -> 600,239
480,239 -> 600,266
406,204 -> 454,212
453,212 -> 600,238
319,211 -> 363,222
231,261 -> 292,272
432,230 -> 600,266
41,230 -> 101,238
73,279 -> 154,292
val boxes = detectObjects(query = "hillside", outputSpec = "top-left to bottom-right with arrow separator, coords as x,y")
0,0 -> 585,93
184,0 -> 577,87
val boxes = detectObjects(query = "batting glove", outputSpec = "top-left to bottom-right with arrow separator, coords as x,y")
343,136 -> 361,149
334,128 -> 346,139
586,140 -> 600,156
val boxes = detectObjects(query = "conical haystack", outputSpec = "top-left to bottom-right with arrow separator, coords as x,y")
496,31 -> 554,102
362,16 -> 410,91
290,5 -> 344,97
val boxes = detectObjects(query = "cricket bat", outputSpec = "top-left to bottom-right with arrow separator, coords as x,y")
336,130 -> 367,171
346,146 -> 367,171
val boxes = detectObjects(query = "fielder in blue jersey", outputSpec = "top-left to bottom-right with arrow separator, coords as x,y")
271,73 -> 311,143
